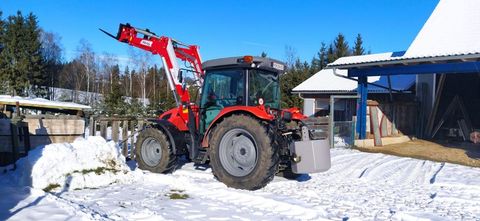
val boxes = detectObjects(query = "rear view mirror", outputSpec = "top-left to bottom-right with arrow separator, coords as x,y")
282,111 -> 292,122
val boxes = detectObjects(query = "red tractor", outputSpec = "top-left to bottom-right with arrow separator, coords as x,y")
101,24 -> 330,190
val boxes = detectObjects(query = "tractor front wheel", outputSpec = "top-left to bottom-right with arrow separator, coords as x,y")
135,127 -> 177,173
209,115 -> 279,190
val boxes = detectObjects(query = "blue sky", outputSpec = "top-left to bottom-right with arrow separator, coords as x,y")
1,0 -> 439,67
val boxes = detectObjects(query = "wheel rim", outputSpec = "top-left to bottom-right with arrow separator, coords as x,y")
141,137 -> 163,167
219,128 -> 258,177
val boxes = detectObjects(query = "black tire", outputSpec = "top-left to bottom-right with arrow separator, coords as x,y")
135,127 -> 177,173
209,115 -> 279,190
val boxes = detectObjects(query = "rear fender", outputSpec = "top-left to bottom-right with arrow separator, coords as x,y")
201,106 -> 274,147
148,119 -> 186,154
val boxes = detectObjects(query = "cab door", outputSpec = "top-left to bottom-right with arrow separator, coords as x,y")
199,69 -> 246,134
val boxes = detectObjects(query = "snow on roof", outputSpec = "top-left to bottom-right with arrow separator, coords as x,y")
292,69 -> 414,93
328,0 -> 480,68
0,95 -> 91,110
328,51 -> 404,67
404,0 -> 480,58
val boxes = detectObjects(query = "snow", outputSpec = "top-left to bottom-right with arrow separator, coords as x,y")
404,0 -> 480,58
328,52 -> 400,67
0,95 -> 91,110
1,139 -> 480,220
3,136 -> 131,191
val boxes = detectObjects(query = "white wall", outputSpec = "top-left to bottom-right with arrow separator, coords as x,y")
303,98 -> 315,117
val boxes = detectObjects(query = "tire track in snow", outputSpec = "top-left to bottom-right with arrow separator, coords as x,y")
53,148 -> 480,221
163,171 -> 329,220
49,193 -> 113,221
359,157 -> 412,184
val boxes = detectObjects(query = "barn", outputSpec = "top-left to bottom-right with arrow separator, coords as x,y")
294,0 -> 480,147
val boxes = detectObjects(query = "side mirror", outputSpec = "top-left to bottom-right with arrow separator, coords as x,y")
178,70 -> 183,83
282,111 -> 292,122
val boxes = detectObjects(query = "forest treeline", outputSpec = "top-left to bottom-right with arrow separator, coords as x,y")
0,10 -> 366,115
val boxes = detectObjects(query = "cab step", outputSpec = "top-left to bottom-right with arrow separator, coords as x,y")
193,149 -> 209,164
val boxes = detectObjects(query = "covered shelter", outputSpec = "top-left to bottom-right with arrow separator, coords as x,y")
327,0 -> 480,141
293,69 -> 415,118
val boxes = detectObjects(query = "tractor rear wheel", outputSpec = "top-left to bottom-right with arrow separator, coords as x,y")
135,127 -> 177,173
209,115 -> 279,190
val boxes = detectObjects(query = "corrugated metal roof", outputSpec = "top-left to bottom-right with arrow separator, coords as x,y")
328,0 -> 480,68
292,69 -> 414,93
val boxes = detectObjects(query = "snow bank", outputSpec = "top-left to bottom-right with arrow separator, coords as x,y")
10,136 -> 132,191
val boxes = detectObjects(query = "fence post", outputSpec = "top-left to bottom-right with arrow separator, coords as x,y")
129,120 -> 136,160
122,120 -> 129,158
100,121 -> 107,139
112,121 -> 119,143
10,122 -> 19,170
89,116 -> 95,136
21,122 -> 30,154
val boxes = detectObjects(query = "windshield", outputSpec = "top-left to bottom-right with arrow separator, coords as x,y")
248,69 -> 280,109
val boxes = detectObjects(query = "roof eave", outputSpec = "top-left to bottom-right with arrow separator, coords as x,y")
327,53 -> 480,70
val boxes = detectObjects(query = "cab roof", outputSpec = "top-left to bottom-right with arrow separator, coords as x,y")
202,56 -> 286,74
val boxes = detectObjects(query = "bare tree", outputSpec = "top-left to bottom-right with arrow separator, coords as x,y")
100,52 -> 118,94
128,48 -> 152,107
284,45 -> 298,69
40,30 -> 63,100
77,39 -> 96,104
59,59 -> 84,102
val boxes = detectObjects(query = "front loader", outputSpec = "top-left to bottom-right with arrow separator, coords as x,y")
101,23 -> 331,190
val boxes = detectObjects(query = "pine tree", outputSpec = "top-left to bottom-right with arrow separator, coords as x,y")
311,42 -> 327,72
326,43 -> 335,63
104,64 -> 124,114
353,34 -> 365,55
333,33 -> 350,60
123,65 -> 130,96
260,51 -> 267,57
280,58 -> 311,108
1,12 -> 27,95
25,13 -> 45,97
0,11 -> 44,96
0,11 -> 6,94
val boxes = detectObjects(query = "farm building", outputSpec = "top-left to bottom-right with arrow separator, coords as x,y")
0,95 -> 90,166
293,69 -> 416,147
294,0 -> 480,146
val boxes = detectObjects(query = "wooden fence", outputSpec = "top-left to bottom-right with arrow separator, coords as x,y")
0,118 -> 30,167
366,101 -> 418,146
88,116 -> 147,159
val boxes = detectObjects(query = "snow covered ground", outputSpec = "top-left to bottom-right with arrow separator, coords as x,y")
1,137 -> 480,221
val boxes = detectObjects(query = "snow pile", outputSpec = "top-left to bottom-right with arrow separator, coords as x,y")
10,136 -> 132,191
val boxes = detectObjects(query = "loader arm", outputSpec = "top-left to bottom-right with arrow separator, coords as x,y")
102,23 -> 204,105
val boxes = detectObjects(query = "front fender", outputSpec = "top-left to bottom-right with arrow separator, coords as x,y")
148,119 -> 186,154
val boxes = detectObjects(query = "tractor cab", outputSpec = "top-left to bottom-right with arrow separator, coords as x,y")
199,56 -> 286,133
